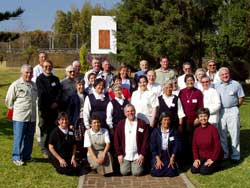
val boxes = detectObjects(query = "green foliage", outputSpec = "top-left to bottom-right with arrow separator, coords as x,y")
0,7 -> 24,42
79,44 -> 89,72
21,46 -> 38,64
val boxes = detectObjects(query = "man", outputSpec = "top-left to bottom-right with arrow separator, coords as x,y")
36,60 -> 62,158
155,56 -> 177,86
206,59 -> 220,85
61,65 -> 76,110
5,64 -> 37,166
101,60 -> 114,91
177,62 -> 192,90
72,60 -> 85,80
32,52 -> 47,82
215,67 -> 245,163
134,60 -> 149,86
84,58 -> 103,89
114,104 -> 149,176
147,69 -> 162,97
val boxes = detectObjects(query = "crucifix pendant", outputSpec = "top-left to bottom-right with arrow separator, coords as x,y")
187,100 -> 190,103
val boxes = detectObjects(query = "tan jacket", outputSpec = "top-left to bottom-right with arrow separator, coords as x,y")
5,78 -> 37,122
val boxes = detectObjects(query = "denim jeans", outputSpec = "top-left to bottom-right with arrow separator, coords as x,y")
12,121 -> 35,160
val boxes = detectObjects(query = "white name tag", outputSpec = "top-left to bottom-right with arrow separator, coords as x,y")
68,131 -> 74,136
51,82 -> 56,87
229,91 -> 234,96
192,99 -> 197,103
171,103 -> 175,107
169,136 -> 175,141
138,128 -> 144,133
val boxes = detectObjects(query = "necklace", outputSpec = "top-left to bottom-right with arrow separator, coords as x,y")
186,90 -> 194,103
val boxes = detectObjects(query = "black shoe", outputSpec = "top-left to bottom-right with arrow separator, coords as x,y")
230,159 -> 240,164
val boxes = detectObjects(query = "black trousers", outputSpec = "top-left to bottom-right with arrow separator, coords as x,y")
191,159 -> 218,175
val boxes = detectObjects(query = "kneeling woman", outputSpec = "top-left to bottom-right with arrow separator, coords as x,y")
84,116 -> 113,175
48,112 -> 85,176
192,108 -> 223,175
150,113 -> 181,177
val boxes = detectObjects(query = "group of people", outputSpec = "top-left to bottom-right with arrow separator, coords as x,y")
5,52 -> 245,179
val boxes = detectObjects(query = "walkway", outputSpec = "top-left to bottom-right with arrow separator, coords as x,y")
83,172 -> 193,188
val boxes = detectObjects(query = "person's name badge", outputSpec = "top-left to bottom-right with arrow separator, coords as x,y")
169,136 -> 175,141
138,128 -> 144,133
51,82 -> 56,87
68,131 -> 74,136
171,103 -> 175,107
229,91 -> 234,96
192,99 -> 197,103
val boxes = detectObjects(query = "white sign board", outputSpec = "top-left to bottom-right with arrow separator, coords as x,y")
91,16 -> 117,54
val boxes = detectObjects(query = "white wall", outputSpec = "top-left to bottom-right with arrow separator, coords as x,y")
91,16 -> 117,54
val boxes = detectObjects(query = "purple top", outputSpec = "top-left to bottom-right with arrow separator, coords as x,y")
179,87 -> 203,124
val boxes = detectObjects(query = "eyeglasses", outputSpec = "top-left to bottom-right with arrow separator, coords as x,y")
208,64 -> 216,67
201,81 -> 209,83
69,71 -> 75,73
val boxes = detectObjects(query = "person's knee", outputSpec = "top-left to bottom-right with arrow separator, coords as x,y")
120,167 -> 130,176
131,168 -> 143,176
191,166 -> 200,174
200,166 -> 213,175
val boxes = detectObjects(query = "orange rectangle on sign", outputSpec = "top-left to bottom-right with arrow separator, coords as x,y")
99,30 -> 110,49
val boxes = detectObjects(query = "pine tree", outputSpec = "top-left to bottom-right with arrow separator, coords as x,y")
0,7 -> 24,42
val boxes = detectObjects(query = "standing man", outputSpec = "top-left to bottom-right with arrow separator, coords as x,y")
5,64 -> 37,165
36,60 -> 62,158
215,67 -> 245,163
206,59 -> 220,85
114,104 -> 149,176
32,52 -> 47,82
101,60 -> 114,92
155,56 -> 177,86
72,60 -> 85,80
84,58 -> 103,89
177,62 -> 192,90
134,60 -> 149,86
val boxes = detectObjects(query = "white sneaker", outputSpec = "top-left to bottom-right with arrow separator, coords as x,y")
13,160 -> 24,166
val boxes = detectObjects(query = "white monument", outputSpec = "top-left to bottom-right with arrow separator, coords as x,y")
91,16 -> 117,54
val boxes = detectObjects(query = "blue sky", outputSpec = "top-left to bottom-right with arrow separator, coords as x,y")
0,0 -> 120,31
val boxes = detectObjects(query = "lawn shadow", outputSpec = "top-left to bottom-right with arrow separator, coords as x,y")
0,118 -> 13,137
219,129 -> 250,171
32,157 -> 49,163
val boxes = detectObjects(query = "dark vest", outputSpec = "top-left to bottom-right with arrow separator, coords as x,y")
158,95 -> 179,127
88,93 -> 109,128
111,98 -> 129,127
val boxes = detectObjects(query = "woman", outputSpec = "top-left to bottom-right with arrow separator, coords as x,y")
131,75 -> 159,128
67,78 -> 87,159
150,113 -> 181,177
108,75 -> 131,100
179,74 -> 203,163
201,76 -> 221,126
83,78 -> 110,129
48,112 -> 85,176
118,65 -> 136,93
192,108 -> 223,175
194,68 -> 206,91
84,115 -> 113,175
158,80 -> 185,131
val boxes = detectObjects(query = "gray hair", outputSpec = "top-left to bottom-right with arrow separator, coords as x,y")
65,65 -> 75,72
72,60 -> 80,66
20,64 -> 32,73
218,67 -> 229,75
163,79 -> 174,90
124,103 -> 135,113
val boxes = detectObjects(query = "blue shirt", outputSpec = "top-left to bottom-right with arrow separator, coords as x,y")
215,80 -> 245,108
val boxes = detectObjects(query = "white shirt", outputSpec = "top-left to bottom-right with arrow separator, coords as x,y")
122,79 -> 131,90
177,74 -> 186,90
147,82 -> 162,97
131,89 -> 159,124
203,87 -> 221,124
206,70 -> 220,85
32,64 -> 43,82
161,128 -> 169,150
84,128 -> 110,148
83,90 -> 106,129
106,97 -> 125,128
194,82 -> 203,91
162,94 -> 185,118
124,118 -> 138,161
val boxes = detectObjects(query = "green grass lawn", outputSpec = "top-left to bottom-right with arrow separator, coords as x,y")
0,68 -> 249,188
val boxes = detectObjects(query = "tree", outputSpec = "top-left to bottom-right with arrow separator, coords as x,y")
0,7 -> 24,42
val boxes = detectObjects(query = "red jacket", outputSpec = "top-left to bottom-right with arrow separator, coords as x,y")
114,118 -> 149,157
